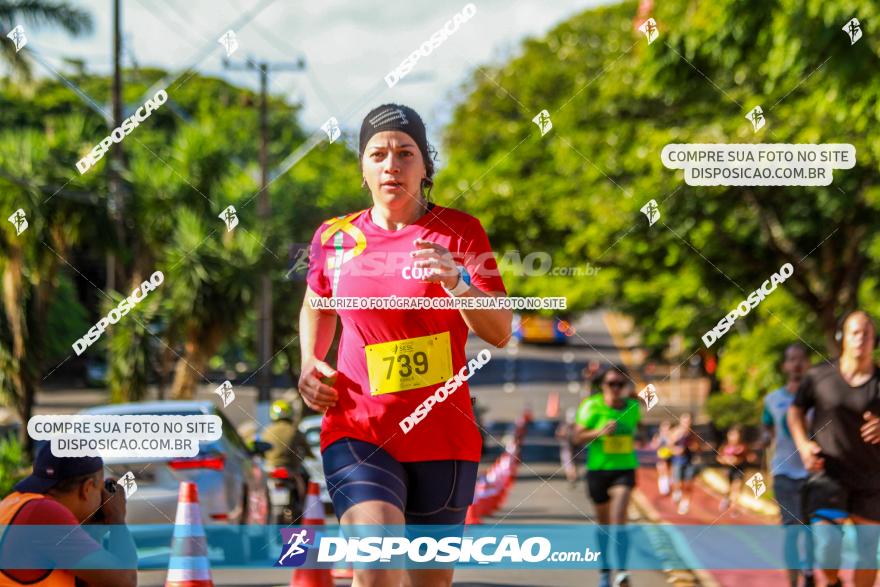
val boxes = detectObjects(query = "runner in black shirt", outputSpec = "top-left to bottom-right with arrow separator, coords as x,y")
789,311 -> 880,587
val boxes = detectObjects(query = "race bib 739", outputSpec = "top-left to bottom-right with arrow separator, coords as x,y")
365,332 -> 453,396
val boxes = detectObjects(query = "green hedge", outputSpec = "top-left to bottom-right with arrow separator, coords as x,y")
0,435 -> 28,496
705,392 -> 762,431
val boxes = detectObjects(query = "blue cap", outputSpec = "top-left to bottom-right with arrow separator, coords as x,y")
14,444 -> 103,494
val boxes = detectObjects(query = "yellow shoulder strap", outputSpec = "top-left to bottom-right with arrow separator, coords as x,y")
320,210 -> 366,245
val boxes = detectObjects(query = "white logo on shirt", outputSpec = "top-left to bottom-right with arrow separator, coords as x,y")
402,266 -> 432,280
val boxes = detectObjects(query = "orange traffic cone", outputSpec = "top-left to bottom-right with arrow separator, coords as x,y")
289,482 -> 333,587
328,525 -> 354,579
480,471 -> 501,516
300,481 -> 324,524
466,479 -> 486,524
496,456 -> 512,508
546,391 -> 560,418
465,502 -> 482,525
484,467 -> 500,514
165,482 -> 213,587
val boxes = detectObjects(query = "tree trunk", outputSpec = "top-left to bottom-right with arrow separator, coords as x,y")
170,322 -> 226,399
820,304 -> 844,359
17,377 -> 34,457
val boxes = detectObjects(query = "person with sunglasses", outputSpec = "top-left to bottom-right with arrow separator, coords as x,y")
572,366 -> 641,587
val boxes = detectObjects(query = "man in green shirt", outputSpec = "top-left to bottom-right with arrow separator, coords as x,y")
573,366 -> 641,587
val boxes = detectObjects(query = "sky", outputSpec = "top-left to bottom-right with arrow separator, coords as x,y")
18,0 -> 613,152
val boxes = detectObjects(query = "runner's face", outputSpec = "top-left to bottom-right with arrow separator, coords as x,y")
602,373 -> 627,399
362,131 -> 426,209
782,346 -> 809,380
842,314 -> 875,359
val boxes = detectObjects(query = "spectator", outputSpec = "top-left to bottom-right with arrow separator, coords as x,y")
762,342 -> 814,587
717,425 -> 757,515
555,407 -> 579,487
651,420 -> 674,496
670,412 -> 701,515
0,445 -> 137,587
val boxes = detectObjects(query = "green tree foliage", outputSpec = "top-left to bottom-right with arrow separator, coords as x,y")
0,119 -> 96,451
705,392 -> 762,431
1,63 -> 365,421
438,0 -> 880,397
0,434 -> 26,496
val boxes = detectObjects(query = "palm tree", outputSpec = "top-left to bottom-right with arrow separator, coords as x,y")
106,118 -> 265,401
0,116 -> 103,455
0,1 -> 93,77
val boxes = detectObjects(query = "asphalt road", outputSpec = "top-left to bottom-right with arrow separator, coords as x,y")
135,464 -> 674,587
31,309 -> 705,585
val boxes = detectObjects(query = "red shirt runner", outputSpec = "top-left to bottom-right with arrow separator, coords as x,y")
307,205 -> 506,462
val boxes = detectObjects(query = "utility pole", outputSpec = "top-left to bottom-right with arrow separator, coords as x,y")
222,56 -> 305,425
107,0 -> 126,292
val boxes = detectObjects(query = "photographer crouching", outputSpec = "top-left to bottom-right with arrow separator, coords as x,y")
0,444 -> 137,587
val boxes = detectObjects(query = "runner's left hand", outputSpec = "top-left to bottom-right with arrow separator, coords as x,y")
411,239 -> 459,289
861,411 -> 880,444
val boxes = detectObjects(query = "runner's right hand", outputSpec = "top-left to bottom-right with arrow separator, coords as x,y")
100,478 -> 127,525
298,358 -> 338,412
600,421 -> 617,436
798,441 -> 824,472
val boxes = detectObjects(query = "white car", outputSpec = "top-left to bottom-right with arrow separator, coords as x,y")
79,401 -> 273,563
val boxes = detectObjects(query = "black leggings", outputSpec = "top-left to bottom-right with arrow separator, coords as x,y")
323,437 -> 479,525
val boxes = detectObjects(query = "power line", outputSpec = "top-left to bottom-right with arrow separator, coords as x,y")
134,0 -> 278,105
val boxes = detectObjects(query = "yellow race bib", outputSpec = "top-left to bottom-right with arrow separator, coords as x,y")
365,332 -> 453,396
602,435 -> 634,454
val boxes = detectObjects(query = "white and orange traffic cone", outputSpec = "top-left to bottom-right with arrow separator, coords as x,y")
289,482 -> 333,587
484,478 -> 502,515
165,482 -> 213,587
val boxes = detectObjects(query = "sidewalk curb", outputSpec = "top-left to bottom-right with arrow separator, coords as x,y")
630,487 -> 720,587
699,469 -> 779,518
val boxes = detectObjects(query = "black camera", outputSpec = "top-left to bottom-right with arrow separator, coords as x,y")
91,478 -> 117,524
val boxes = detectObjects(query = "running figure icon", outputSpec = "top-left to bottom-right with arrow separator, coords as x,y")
277,529 -> 311,565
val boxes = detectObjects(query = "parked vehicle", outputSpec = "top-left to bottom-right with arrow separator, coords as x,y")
257,413 -> 331,516
79,401 -> 273,563
512,314 -> 572,344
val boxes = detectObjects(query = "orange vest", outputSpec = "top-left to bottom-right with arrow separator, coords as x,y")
0,492 -> 77,586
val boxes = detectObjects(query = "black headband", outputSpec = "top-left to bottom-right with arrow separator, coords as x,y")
359,104 -> 430,169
